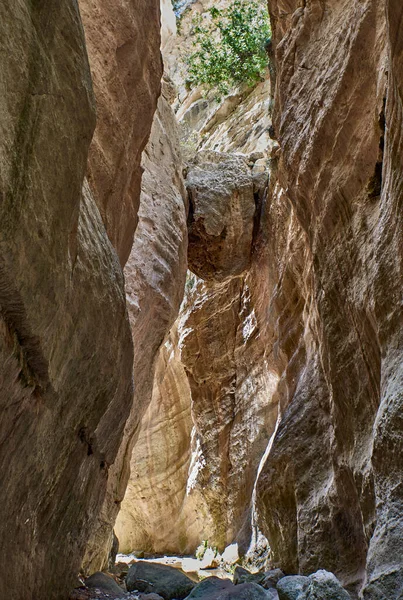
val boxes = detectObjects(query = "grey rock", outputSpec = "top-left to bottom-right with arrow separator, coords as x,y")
85,572 -> 126,596
185,578 -> 233,600
186,151 -> 255,281
233,567 -> 265,586
276,576 -> 309,600
302,570 -> 351,599
126,561 -> 195,599
262,570 -> 285,589
185,576 -> 272,600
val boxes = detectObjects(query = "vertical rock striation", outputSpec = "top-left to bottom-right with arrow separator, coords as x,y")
113,78 -> 188,556
255,0 -> 403,597
78,0 -> 163,265
0,2 -> 134,598
78,0 -> 185,574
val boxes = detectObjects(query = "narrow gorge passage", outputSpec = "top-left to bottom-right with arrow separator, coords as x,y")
1,1 -> 403,600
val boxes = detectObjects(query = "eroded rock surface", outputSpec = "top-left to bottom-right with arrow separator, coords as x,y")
115,325 -> 194,554
78,0 -> 163,265
254,0 -> 403,598
108,80 -> 188,559
187,152 -> 256,281
0,2 -> 133,599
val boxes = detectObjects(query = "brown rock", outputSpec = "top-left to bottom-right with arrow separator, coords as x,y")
115,324 -> 195,554
253,0 -> 403,598
101,80 -> 188,560
0,2 -> 133,599
187,151 -> 256,281
78,0 -> 163,265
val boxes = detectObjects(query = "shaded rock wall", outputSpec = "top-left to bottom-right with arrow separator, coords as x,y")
78,0 -> 181,575
0,2 -> 134,599
255,1 -> 403,598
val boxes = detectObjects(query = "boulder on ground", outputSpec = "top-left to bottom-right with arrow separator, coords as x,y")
277,576 -> 309,600
126,561 -> 195,599
262,570 -> 285,589
185,576 -> 273,600
276,571 -> 350,600
301,571 -> 351,599
85,571 -> 126,596
233,567 -> 264,586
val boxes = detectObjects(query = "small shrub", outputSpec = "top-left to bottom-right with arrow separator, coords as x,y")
186,0 -> 271,96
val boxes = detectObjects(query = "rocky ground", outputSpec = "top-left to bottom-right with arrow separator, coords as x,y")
70,559 -> 353,600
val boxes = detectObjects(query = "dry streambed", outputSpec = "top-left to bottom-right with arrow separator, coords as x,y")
70,558 -> 352,600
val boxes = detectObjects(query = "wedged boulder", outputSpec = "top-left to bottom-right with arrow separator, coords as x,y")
186,151 -> 256,282
276,576 -> 309,600
85,572 -> 126,597
185,576 -> 274,600
126,562 -> 195,599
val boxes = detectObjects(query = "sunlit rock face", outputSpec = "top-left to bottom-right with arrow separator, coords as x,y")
255,1 -> 403,597
163,0 -> 274,158
78,0 -> 184,574
78,0 -> 163,266
0,2 -> 133,599
118,144 -> 277,554
115,325 -> 195,554
113,80 -> 188,555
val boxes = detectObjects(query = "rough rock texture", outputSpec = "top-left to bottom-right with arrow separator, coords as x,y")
187,152 -> 256,281
126,561 -> 195,599
109,80 -> 188,559
163,0 -> 273,158
116,2 -> 403,597
185,577 -> 273,600
78,0 -> 163,265
0,2 -> 133,599
254,0 -> 403,598
115,325 -> 194,554
118,147 -> 275,554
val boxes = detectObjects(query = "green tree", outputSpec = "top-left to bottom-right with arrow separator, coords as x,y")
186,0 -> 271,96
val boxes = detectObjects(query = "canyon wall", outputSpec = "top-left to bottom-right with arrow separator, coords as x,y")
255,1 -> 403,598
80,0 -> 189,575
113,77 -> 188,556
78,0 -> 163,265
0,1 -> 166,598
117,3 -> 403,599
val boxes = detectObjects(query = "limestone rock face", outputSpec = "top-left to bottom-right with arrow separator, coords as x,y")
111,81 -> 188,556
0,2 -> 133,599
118,148 -> 275,554
187,152 -> 256,281
115,325 -> 194,554
254,0 -> 403,597
79,4 -> 184,572
78,0 -> 163,265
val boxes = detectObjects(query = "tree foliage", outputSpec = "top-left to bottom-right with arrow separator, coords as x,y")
186,0 -> 271,96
